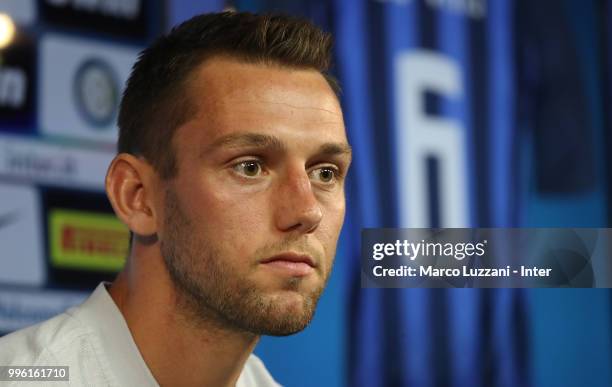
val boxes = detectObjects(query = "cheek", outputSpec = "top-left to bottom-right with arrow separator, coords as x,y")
186,179 -> 272,252
318,197 -> 346,252
322,193 -> 346,232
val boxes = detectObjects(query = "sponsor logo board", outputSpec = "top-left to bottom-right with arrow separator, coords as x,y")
0,29 -> 35,130
0,183 -> 44,286
40,34 -> 140,144
40,0 -> 148,39
0,288 -> 86,334
49,209 -> 129,272
0,0 -> 36,25
0,133 -> 113,190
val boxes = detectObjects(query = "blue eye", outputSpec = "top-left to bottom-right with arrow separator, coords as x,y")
233,160 -> 262,177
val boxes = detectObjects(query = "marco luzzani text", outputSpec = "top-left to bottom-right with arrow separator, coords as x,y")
371,240 -> 552,278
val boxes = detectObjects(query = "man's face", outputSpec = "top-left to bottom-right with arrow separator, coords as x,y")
158,57 -> 351,336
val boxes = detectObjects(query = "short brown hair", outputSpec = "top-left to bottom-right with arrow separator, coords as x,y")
117,11 -> 338,179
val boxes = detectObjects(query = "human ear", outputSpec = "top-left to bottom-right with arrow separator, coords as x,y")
105,154 -> 158,236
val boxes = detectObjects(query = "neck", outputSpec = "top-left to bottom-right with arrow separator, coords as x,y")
109,244 -> 259,387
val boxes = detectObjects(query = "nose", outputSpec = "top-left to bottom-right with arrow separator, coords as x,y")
274,168 -> 323,234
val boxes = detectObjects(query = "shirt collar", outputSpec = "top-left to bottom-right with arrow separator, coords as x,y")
71,282 -> 159,386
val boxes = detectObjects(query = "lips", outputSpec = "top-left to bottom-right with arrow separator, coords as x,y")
259,252 -> 317,277
261,252 -> 316,267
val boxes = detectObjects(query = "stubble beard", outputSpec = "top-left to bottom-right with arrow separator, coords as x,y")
160,187 -> 331,336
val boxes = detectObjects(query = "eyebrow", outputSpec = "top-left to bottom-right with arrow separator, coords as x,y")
317,142 -> 353,158
204,132 -> 352,158
207,133 -> 286,152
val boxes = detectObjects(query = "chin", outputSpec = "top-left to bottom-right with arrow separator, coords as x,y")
252,291 -> 318,336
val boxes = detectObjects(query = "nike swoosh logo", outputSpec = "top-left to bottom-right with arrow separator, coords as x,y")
0,211 -> 19,230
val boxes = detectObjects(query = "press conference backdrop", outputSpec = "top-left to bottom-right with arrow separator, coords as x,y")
1,1 -> 611,387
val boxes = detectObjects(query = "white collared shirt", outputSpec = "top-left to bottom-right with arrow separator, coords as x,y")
0,283 -> 281,387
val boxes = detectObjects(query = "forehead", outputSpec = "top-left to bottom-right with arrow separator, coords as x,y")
176,56 -> 346,148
